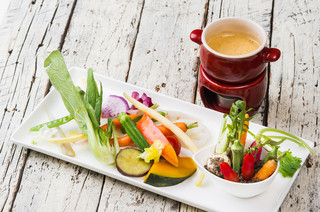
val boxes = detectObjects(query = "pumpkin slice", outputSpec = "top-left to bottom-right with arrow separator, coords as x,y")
144,157 -> 197,187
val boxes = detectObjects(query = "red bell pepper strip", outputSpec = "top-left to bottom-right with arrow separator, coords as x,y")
136,114 -> 179,167
241,153 -> 255,181
220,162 -> 239,182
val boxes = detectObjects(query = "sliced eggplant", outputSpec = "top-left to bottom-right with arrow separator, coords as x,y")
115,148 -> 152,177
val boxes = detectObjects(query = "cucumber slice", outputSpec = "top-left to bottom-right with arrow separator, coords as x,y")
115,148 -> 152,177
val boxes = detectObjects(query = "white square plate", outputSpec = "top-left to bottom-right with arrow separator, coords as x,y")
11,67 -> 313,212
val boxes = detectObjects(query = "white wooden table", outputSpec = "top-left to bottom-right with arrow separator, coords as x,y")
0,0 -> 319,211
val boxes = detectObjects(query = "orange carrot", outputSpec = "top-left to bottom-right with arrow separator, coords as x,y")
100,114 -> 139,131
253,159 -> 277,180
156,122 -> 187,136
110,135 -> 132,147
240,114 -> 249,146
111,122 -> 196,147
137,114 -> 178,167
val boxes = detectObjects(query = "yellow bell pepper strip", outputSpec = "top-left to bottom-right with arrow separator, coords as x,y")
138,139 -> 164,163
136,114 -> 179,167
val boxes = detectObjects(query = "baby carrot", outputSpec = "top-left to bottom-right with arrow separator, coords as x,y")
110,135 -> 133,147
253,159 -> 277,181
240,113 -> 249,146
157,122 -> 198,136
100,114 -> 139,131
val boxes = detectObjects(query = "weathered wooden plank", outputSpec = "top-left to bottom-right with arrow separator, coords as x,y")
268,0 -> 320,211
9,0 -> 147,211
127,0 -> 208,102
97,178 -> 179,212
62,0 -> 145,80
0,0 -> 77,211
2,0 -> 317,211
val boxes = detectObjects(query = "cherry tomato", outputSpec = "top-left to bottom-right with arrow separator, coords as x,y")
166,136 -> 181,156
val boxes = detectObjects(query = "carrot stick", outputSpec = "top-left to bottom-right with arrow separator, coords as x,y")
111,122 -> 196,147
156,122 -> 198,136
240,114 -> 249,146
100,114 -> 139,131
253,159 -> 277,180
110,135 -> 132,147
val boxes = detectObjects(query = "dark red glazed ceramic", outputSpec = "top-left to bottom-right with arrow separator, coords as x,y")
190,17 -> 280,84
198,65 -> 267,115
191,18 -> 280,114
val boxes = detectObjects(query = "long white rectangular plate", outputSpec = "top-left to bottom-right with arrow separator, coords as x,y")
11,67 -> 313,212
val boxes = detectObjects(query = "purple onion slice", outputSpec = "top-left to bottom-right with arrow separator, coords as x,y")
102,95 -> 130,118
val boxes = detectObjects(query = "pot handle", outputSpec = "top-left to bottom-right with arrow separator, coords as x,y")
190,29 -> 203,45
263,48 -> 281,62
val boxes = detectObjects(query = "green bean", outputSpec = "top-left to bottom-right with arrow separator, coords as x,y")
29,115 -> 74,131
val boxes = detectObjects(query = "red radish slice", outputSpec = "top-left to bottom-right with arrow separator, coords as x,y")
250,141 -> 262,162
102,95 -> 129,118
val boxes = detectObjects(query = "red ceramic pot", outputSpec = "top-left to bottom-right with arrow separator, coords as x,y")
190,17 -> 280,84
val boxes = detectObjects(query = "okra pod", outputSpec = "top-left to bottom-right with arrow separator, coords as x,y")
118,112 -> 149,151
231,140 -> 244,173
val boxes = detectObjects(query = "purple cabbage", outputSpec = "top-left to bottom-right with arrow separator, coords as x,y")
130,92 -> 154,109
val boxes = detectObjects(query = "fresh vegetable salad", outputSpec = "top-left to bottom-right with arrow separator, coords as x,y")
205,101 -> 313,183
30,50 -> 208,187
31,50 -> 313,189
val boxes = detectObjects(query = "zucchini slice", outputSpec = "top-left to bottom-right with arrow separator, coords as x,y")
116,148 -> 152,177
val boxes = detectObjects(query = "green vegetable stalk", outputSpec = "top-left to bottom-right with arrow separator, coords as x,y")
231,140 -> 244,173
256,128 -> 314,154
44,50 -> 119,164
263,146 -> 280,163
215,117 -> 229,154
30,115 -> 73,131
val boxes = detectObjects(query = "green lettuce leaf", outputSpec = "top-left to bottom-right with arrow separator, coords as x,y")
278,151 -> 302,177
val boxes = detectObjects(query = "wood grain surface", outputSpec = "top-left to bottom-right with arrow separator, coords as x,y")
0,0 -> 318,211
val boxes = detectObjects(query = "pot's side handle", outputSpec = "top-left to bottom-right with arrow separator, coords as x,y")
263,48 -> 281,62
190,29 -> 203,45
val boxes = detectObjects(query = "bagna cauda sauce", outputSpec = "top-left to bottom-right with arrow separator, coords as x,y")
207,31 -> 262,56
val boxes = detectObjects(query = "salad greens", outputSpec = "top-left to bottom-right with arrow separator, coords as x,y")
213,100 -> 313,180
278,151 -> 302,177
215,101 -> 254,154
44,50 -> 119,164
225,100 -> 253,143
